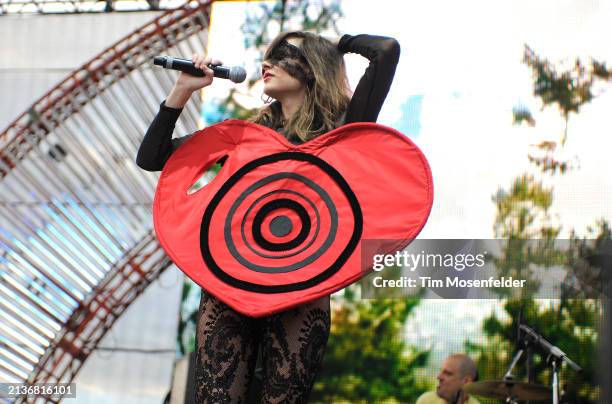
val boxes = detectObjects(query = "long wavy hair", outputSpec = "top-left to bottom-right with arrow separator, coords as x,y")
249,31 -> 352,142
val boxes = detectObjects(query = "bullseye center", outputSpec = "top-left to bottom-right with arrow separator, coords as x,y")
269,215 -> 292,237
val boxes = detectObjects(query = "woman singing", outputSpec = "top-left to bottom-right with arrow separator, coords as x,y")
137,30 -> 400,403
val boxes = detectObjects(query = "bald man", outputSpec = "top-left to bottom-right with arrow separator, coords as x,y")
416,354 -> 481,404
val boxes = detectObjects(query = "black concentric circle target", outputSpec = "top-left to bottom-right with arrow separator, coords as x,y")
240,189 -> 321,259
200,152 -> 363,293
251,198 -> 311,252
226,172 -> 337,273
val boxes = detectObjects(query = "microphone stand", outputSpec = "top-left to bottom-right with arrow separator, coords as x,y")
511,306 -> 532,404
551,358 -> 560,404
502,349 -> 522,404
503,348 -> 523,381
519,324 -> 582,404
526,344 -> 533,404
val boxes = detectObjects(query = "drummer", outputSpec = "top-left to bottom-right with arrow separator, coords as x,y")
416,354 -> 481,404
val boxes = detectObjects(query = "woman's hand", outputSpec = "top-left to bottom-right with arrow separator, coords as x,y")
176,54 -> 223,92
165,54 -> 223,109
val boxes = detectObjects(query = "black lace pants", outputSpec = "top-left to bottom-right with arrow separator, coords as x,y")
194,290 -> 331,403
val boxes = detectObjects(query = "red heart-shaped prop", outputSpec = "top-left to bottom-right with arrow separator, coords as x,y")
154,120 -> 433,317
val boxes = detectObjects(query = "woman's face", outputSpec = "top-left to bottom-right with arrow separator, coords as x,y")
262,37 -> 309,100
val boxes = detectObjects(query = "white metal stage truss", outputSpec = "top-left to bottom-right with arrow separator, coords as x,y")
0,0 -> 187,15
0,1 -> 212,401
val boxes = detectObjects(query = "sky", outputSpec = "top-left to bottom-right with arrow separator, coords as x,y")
204,0 -> 612,241
202,0 -> 612,377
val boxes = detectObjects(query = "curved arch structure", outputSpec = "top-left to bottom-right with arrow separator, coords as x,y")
0,1 -> 212,401
0,0 -> 185,15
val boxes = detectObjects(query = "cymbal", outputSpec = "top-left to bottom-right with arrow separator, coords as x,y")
464,380 -> 551,401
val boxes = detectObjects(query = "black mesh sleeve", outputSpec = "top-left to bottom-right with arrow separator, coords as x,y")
135,100 -> 194,171
338,34 -> 401,123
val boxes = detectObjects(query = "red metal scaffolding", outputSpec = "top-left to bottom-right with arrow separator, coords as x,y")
0,1 -> 213,401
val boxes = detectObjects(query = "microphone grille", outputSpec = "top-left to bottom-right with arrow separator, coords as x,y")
229,66 -> 247,83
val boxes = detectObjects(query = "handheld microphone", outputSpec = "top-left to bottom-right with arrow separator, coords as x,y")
153,56 -> 247,83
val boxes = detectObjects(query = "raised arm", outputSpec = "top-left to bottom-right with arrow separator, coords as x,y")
135,54 -> 221,171
135,100 -> 193,171
338,34 -> 401,123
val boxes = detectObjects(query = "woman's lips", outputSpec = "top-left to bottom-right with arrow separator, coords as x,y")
263,72 -> 274,81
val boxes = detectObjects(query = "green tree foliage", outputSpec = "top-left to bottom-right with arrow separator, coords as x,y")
470,174 -> 604,403
468,298 -> 601,404
310,285 -> 429,404
469,44 -> 609,403
176,279 -> 200,355
514,45 -> 612,174
566,220 -> 612,300
242,0 -> 343,48
490,175 -> 562,299
493,174 -> 556,240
